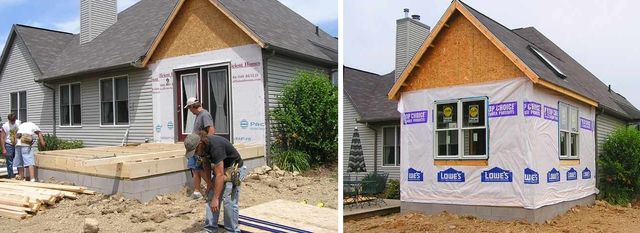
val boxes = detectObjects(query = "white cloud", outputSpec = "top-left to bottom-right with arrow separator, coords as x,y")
278,0 -> 337,24
53,18 -> 80,33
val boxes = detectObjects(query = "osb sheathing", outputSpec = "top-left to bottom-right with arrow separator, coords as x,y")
149,0 -> 256,62
401,11 -> 525,92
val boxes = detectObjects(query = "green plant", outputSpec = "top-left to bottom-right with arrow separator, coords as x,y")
598,127 -> 640,205
385,179 -> 400,199
271,148 -> 311,172
271,70 -> 338,166
38,134 -> 84,151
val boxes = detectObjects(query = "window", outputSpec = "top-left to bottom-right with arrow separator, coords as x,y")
435,97 -> 488,159
10,91 -> 27,122
559,102 -> 579,159
383,126 -> 401,166
100,76 -> 129,125
60,83 -> 81,126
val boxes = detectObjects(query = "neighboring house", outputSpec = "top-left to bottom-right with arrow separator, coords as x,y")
0,0 -> 337,166
343,67 -> 399,180
386,1 -> 640,222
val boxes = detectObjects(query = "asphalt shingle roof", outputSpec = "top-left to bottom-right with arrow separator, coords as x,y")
14,25 -> 75,73
459,1 -> 640,120
344,67 -> 399,122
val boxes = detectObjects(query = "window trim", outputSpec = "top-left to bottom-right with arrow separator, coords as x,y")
558,102 -> 579,160
10,91 -> 27,122
59,82 -> 82,128
381,125 -> 401,167
201,63 -> 233,141
99,75 -> 130,128
434,97 -> 489,160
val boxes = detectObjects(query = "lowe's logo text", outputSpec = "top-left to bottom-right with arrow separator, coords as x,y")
524,168 -> 539,184
481,167 -> 512,182
408,168 -> 423,182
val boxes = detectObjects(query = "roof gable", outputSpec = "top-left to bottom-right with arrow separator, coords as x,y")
344,67 -> 398,122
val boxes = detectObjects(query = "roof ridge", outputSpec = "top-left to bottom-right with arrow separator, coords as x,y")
344,66 -> 385,76
15,24 -> 74,35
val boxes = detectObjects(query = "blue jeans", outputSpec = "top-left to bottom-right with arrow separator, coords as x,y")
204,166 -> 247,233
3,143 -> 14,178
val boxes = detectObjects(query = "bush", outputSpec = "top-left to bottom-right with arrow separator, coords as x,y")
38,134 -> 84,151
385,179 -> 400,199
271,148 -> 310,172
271,71 -> 338,166
598,127 -> 640,205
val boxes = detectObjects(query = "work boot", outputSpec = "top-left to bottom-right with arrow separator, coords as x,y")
190,191 -> 203,200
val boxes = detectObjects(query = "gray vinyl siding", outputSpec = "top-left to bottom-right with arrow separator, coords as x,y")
265,54 -> 331,140
395,18 -> 430,80
343,98 -> 400,181
0,37 -> 54,133
52,68 -> 153,147
80,0 -> 117,44
596,113 -> 628,156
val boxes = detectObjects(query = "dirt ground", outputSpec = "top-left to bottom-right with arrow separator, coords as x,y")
0,164 -> 337,232
345,200 -> 640,233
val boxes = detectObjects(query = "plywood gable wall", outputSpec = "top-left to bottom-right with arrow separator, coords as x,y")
401,11 -> 525,92
149,0 -> 256,62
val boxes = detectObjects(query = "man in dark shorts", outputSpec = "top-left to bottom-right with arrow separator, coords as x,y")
184,132 -> 246,233
184,97 -> 215,199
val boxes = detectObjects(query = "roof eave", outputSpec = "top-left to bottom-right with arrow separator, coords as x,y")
265,43 -> 337,66
38,63 -> 135,83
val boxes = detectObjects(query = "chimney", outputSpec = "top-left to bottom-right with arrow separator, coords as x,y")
395,8 -> 431,80
80,0 -> 117,45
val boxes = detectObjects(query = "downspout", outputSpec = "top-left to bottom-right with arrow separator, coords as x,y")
41,82 -> 56,136
366,122 -> 378,174
262,48 -> 275,166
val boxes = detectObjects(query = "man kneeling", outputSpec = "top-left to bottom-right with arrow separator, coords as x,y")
184,132 -> 246,233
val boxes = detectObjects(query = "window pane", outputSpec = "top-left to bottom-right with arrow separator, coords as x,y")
60,105 -> 70,125
101,79 -> 113,102
437,130 -> 458,156
101,102 -> 113,124
560,131 -> 568,156
116,101 -> 129,124
60,85 -> 69,106
437,103 -> 458,129
115,77 -> 128,101
570,133 -> 578,157
19,110 -> 26,122
463,128 -> 486,156
559,104 -> 569,130
383,127 -> 394,146
19,92 -> 26,109
72,104 -> 81,125
570,107 -> 578,132
463,100 -> 485,127
383,146 -> 395,166
71,84 -> 81,105
396,127 -> 401,166
10,93 -> 17,111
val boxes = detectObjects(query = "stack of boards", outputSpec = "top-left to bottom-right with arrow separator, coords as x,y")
0,178 -> 96,220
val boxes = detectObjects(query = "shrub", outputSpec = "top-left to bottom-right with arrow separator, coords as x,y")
38,134 -> 84,151
598,127 -> 640,205
271,71 -> 338,166
271,148 -> 311,172
385,179 -> 400,199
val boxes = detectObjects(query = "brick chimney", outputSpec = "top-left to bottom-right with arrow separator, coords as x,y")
80,0 -> 117,44
395,8 -> 431,80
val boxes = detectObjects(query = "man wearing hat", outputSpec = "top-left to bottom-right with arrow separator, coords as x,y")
184,97 -> 215,199
184,132 -> 246,233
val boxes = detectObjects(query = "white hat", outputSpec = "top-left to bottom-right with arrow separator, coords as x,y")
184,97 -> 199,109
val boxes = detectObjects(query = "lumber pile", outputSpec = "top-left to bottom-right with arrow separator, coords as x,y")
0,179 -> 96,220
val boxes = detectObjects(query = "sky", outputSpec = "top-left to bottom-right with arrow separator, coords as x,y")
0,0 -> 338,52
344,0 -> 640,107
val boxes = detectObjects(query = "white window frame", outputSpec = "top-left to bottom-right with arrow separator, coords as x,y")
99,75 -> 130,127
434,97 -> 489,160
59,82 -> 82,127
559,102 -> 579,159
382,125 -> 401,167
10,91 -> 27,122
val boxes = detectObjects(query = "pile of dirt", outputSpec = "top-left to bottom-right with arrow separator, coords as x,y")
345,200 -> 640,232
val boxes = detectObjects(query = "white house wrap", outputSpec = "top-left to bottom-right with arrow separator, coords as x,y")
398,78 -> 596,209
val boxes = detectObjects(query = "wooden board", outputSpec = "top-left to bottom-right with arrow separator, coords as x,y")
0,208 -> 27,220
82,150 -> 184,166
239,200 -> 338,233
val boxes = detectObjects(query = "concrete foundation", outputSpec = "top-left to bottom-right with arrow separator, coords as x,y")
401,194 -> 595,223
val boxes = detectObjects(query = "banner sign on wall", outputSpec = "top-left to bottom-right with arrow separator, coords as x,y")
524,168 -> 539,184
544,106 -> 559,122
404,110 -> 429,125
580,117 -> 593,131
481,167 -> 513,182
567,168 -> 578,181
582,168 -> 591,179
523,101 -> 542,117
437,168 -> 465,182
547,168 -> 560,183
408,168 -> 424,182
488,102 -> 517,118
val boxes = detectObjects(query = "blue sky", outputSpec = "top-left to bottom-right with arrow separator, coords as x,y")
0,0 -> 338,51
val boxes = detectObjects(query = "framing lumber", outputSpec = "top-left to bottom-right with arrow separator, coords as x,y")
0,197 -> 29,207
0,203 -> 32,213
0,208 -> 27,220
0,179 -> 87,193
81,150 -> 184,166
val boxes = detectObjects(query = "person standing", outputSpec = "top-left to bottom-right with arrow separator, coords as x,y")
14,121 -> 45,182
183,132 -> 246,233
184,97 -> 215,199
0,113 -> 21,178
